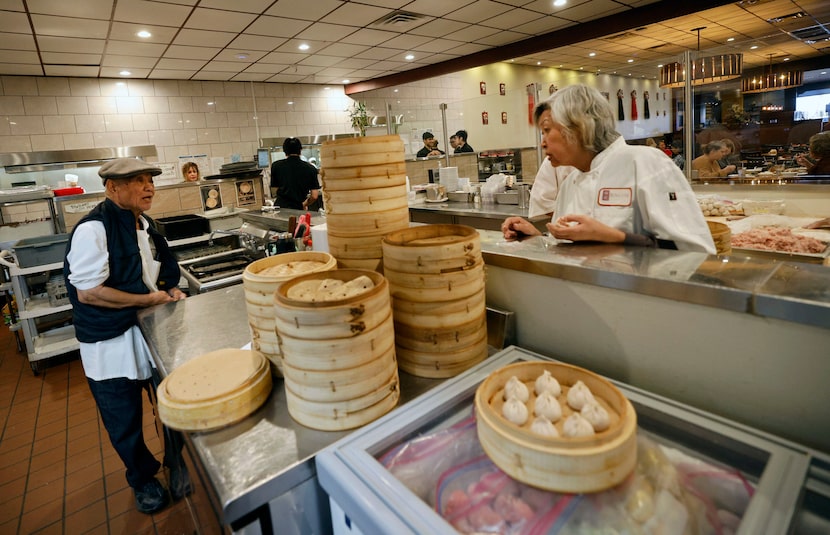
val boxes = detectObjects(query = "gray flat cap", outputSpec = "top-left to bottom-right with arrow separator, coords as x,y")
99,158 -> 162,185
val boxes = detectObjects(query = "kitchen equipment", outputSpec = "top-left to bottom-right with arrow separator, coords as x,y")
12,234 -> 70,268
516,183 -> 530,209
52,187 -> 85,197
425,185 -> 446,201
495,191 -> 518,205
242,251 -> 337,375
274,269 -> 399,430
446,191 -> 471,202
178,249 -> 258,293
707,220 -> 732,255
155,214 -> 209,240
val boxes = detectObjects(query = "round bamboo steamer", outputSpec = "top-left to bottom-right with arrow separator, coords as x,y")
274,269 -> 390,339
393,313 -> 486,352
324,194 -> 409,215
242,252 -> 337,376
326,210 -> 411,237
396,334 -> 487,378
707,220 -> 732,255
336,256 -> 384,272
382,225 -> 481,274
327,235 -> 384,260
281,345 -> 397,402
324,184 -> 407,204
383,260 -> 484,290
157,349 -> 273,432
277,313 -> 395,371
475,361 -> 637,494
322,171 -> 407,191
392,289 -> 485,328
387,268 -> 484,303
320,135 -> 404,169
285,376 -> 400,431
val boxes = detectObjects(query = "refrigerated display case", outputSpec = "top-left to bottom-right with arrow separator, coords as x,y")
317,346 -> 820,535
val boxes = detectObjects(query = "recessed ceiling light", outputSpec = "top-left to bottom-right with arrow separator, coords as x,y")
324,87 -> 330,90
137,30 -> 151,39
727,37 -> 735,42
822,71 -> 827,75
783,57 -> 790,61
405,54 -> 414,60
342,79 -> 350,84
236,54 -> 249,60
657,64 -> 663,68
207,101 -> 214,106
119,70 -> 131,76
750,45 -> 758,49
394,89 -> 398,92
553,0 -> 567,6
298,43 -> 310,51
627,59 -> 634,63
287,101 -> 294,105
588,52 -> 596,57
536,61 -> 541,65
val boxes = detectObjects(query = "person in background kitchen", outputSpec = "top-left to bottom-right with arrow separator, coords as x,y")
796,132 -> 830,175
270,137 -> 321,210
691,140 -> 737,178
453,130 -> 475,153
64,158 -> 191,515
416,131 -> 445,157
181,161 -> 200,182
501,85 -> 715,254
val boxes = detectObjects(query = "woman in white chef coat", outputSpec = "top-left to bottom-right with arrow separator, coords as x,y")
502,84 -> 715,254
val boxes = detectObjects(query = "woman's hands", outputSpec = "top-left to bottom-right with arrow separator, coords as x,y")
501,217 -> 541,241
547,214 -> 625,243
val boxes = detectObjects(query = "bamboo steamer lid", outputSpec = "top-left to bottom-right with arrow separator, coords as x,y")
157,349 -> 272,432
320,135 -> 405,168
277,313 -> 395,371
475,361 -> 637,493
396,333 -> 488,378
242,252 -> 337,376
321,163 -> 407,184
285,374 -> 400,431
392,289 -> 485,328
707,220 -> 732,255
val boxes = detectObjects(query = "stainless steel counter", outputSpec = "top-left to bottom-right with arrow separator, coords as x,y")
409,201 -> 549,232
136,286 -> 444,531
240,208 -> 326,232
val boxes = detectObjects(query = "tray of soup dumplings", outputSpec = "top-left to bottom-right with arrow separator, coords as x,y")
474,361 -> 637,493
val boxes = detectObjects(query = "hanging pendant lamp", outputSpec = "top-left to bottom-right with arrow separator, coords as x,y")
659,27 -> 743,88
740,55 -> 803,93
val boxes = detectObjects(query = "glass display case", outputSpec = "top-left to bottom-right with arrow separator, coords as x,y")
317,346 -> 819,535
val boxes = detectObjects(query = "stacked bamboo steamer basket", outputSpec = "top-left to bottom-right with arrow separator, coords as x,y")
157,348 -> 272,432
274,269 -> 399,431
320,135 -> 411,272
242,251 -> 337,376
475,361 -> 637,494
381,224 -> 487,378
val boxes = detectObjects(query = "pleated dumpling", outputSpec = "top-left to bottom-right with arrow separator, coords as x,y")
581,401 -> 610,431
502,397 -> 529,425
534,370 -> 561,397
533,390 -> 562,422
503,376 -> 530,403
566,380 -> 595,411
530,416 -> 559,438
562,413 -> 595,438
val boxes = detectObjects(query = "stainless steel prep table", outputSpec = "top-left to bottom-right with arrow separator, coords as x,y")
136,285 -> 444,533
240,208 -> 325,232
409,201 -> 549,232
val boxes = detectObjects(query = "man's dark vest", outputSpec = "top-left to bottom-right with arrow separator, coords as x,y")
63,198 -> 179,343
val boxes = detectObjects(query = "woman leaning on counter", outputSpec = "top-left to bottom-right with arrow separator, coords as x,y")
503,84 -> 715,254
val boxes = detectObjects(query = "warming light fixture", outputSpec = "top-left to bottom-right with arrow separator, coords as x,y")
740,54 -> 803,93
658,27 -> 743,88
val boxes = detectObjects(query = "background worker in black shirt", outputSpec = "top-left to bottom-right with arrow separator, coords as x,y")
453,130 -> 474,153
270,137 -> 320,210
416,131 -> 444,158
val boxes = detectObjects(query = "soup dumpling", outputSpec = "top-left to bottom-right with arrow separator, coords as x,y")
534,370 -> 561,397
533,390 -> 562,422
566,380 -> 595,411
562,413 -> 595,438
581,401 -> 610,432
502,397 -> 529,426
503,376 -> 530,403
530,416 -> 559,438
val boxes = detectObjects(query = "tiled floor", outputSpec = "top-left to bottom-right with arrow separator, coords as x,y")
0,323 -> 226,534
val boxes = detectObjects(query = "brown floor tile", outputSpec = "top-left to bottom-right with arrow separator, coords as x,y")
0,518 -> 19,534
108,508 -> 155,534
64,498 -> 108,534
0,495 -> 22,524
65,463 -> 103,494
34,419 -> 67,442
154,506 -> 198,535
29,445 -> 66,474
0,428 -> 36,452
67,430 -> 100,457
0,442 -> 30,468
31,437 -> 65,459
105,470 -> 129,495
1,418 -> 36,439
0,475 -> 26,504
108,485 -> 139,518
66,445 -> 102,476
68,419 -> 99,442
31,519 -> 63,535
68,408 -> 98,428
36,403 -> 68,425
103,452 -> 124,476
65,478 -> 106,515
22,481 -> 64,514
17,497 -> 62,533
26,459 -> 66,492
82,522 -> 110,535
0,458 -> 29,483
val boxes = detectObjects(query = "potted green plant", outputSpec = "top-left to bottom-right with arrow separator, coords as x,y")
348,101 -> 369,136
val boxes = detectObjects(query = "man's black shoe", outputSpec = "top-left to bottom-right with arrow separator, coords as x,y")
169,464 -> 193,501
134,478 -> 170,514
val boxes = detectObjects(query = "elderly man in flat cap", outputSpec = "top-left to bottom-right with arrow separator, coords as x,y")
64,158 -> 190,514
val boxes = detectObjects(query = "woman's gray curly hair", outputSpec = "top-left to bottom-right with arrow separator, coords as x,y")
533,84 -> 620,153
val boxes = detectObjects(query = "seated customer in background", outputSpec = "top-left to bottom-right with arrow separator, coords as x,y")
502,84 -> 714,254
717,138 -> 741,169
692,141 -> 736,178
658,140 -> 674,157
796,132 -> 830,175
453,130 -> 475,153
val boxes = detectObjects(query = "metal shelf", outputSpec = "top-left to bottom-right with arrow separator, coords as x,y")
31,324 -> 78,361
18,295 -> 71,320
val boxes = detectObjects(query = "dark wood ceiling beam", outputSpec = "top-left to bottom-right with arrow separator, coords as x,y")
345,0 -> 735,95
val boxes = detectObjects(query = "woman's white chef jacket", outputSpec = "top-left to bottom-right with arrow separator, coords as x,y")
553,137 -> 716,254
528,158 -> 574,218
66,217 -> 159,382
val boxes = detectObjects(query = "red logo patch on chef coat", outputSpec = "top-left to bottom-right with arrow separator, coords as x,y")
597,188 -> 632,206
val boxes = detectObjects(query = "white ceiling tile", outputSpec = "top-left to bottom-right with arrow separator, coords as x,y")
0,1 -> 25,11
260,51 -> 307,64
100,67 -> 151,77
321,3 -> 392,27
1,49 -> 40,63
230,34 -> 287,51
164,45 -> 221,60
202,60 -> 253,72
41,52 -> 102,65
400,0 -> 470,17
38,36 -> 105,54
245,16 -> 312,38
444,0 -> 513,25
102,55 -> 159,68
475,30 -> 528,47
450,42 -> 490,55
27,0 -> 113,19
212,49 -> 267,62
380,33 -> 432,50
407,18 -> 468,38
332,58 -> 375,69
186,8 -> 257,32
413,38 -> 466,54
351,0 -> 409,7
44,65 -> 99,76
275,39 -> 330,54
295,23 -> 360,42
231,72 -> 271,81
298,55 -> 343,67
105,41 -> 168,57
0,32 -> 36,50
264,0 -> 343,21
317,43 -> 371,58
113,0 -> 192,26
0,62 -> 41,75
31,14 -> 109,38
266,73 -> 306,83
444,24 -> 499,42
340,28 -> 397,47
245,63 -> 289,73
354,47 -> 404,61
109,23 -> 178,44
156,58 -> 206,70
192,71 -> 234,80
174,29 -> 237,48
199,0 -> 273,14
